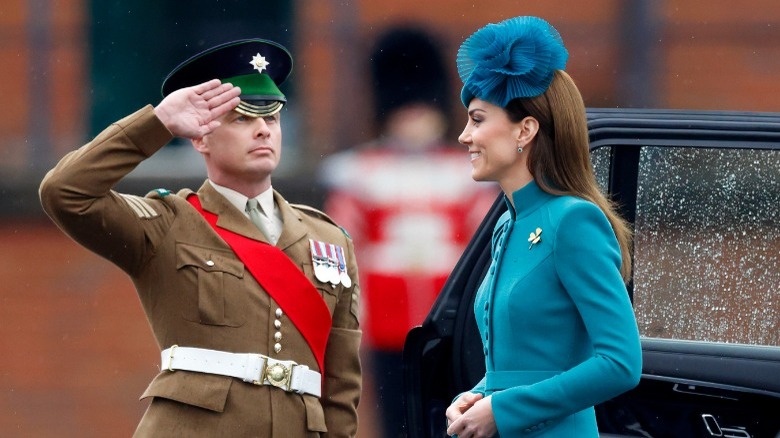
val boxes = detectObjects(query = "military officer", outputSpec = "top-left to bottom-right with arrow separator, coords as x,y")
40,39 -> 361,437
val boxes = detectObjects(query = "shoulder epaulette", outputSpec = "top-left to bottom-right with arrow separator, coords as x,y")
290,203 -> 351,238
290,203 -> 336,224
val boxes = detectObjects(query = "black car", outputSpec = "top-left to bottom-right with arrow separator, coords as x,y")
403,109 -> 780,438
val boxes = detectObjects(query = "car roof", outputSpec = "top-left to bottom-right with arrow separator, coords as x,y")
586,108 -> 780,151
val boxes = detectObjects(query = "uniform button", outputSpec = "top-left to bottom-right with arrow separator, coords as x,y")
274,331 -> 282,342
205,260 -> 215,267
274,343 -> 282,353
275,308 -> 283,318
274,319 -> 282,329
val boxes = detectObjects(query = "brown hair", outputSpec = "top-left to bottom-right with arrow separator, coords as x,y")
505,70 -> 633,281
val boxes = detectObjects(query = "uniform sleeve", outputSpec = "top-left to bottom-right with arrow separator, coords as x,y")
321,234 -> 362,437
39,105 -> 176,276
490,202 -> 642,435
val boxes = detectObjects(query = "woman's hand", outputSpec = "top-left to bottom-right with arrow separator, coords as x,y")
154,79 -> 241,139
446,394 -> 497,438
446,392 -> 482,427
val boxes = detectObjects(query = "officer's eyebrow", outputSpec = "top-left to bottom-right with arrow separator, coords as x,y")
220,109 -> 242,121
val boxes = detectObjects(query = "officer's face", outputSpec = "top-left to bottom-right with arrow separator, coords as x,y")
196,110 -> 282,187
458,98 -> 524,187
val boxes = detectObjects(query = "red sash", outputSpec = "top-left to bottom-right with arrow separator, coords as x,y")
187,195 -> 331,374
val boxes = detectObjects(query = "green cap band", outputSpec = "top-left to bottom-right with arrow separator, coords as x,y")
223,73 -> 286,101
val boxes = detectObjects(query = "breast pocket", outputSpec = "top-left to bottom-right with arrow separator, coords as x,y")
302,262 -> 339,315
176,242 -> 246,327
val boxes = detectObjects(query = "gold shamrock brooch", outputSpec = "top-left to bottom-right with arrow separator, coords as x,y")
528,227 -> 542,249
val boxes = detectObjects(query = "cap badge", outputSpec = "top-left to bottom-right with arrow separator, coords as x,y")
250,53 -> 270,73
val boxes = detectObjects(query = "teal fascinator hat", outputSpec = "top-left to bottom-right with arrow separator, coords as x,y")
457,16 -> 568,107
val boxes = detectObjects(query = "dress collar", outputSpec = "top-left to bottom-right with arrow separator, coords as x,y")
504,180 -> 555,220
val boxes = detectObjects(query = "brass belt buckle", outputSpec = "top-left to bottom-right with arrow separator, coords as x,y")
265,361 -> 293,391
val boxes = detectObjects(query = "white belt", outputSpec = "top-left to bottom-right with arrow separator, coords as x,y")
160,346 -> 321,398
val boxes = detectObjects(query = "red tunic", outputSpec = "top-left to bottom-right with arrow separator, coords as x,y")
321,146 -> 497,350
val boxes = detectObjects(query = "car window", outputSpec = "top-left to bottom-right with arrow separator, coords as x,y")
591,146 -> 611,192
630,146 -> 779,346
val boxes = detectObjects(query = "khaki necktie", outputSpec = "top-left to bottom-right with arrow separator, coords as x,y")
245,198 -> 271,241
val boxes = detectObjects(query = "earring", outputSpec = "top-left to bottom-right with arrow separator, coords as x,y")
517,146 -> 524,154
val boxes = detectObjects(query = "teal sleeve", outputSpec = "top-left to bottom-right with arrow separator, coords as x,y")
490,202 -> 642,435
471,376 -> 487,396
451,376 -> 487,405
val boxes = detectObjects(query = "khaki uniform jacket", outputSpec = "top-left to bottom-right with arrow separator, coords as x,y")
39,106 -> 362,437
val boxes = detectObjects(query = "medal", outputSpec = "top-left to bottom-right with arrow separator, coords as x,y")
325,243 -> 341,285
309,239 -> 330,283
335,245 -> 352,288
311,239 -> 352,287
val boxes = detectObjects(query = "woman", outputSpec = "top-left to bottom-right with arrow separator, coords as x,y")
445,16 -> 642,438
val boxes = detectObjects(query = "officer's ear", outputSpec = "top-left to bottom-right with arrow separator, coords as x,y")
191,136 -> 208,154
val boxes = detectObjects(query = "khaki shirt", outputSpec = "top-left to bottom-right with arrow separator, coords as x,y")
40,106 -> 362,437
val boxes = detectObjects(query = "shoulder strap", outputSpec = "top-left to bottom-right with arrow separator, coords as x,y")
291,203 -> 351,238
187,195 -> 331,374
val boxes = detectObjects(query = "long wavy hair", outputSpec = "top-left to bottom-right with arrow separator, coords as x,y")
506,70 -> 633,281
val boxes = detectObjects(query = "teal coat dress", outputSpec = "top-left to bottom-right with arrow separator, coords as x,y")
470,181 -> 641,437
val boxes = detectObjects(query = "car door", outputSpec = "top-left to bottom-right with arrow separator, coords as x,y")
403,109 -> 780,438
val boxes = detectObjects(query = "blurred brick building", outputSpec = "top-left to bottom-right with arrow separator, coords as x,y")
2,1 -> 779,436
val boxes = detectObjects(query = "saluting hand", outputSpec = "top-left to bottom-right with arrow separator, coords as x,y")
154,79 -> 242,139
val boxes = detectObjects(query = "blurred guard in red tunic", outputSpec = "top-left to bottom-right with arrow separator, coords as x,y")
319,26 -> 497,438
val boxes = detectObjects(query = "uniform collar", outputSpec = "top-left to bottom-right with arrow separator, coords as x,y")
504,180 -> 555,220
197,181 -> 265,241
209,180 -> 275,217
197,181 -> 308,250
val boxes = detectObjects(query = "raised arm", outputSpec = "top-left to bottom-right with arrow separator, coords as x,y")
39,80 -> 240,275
